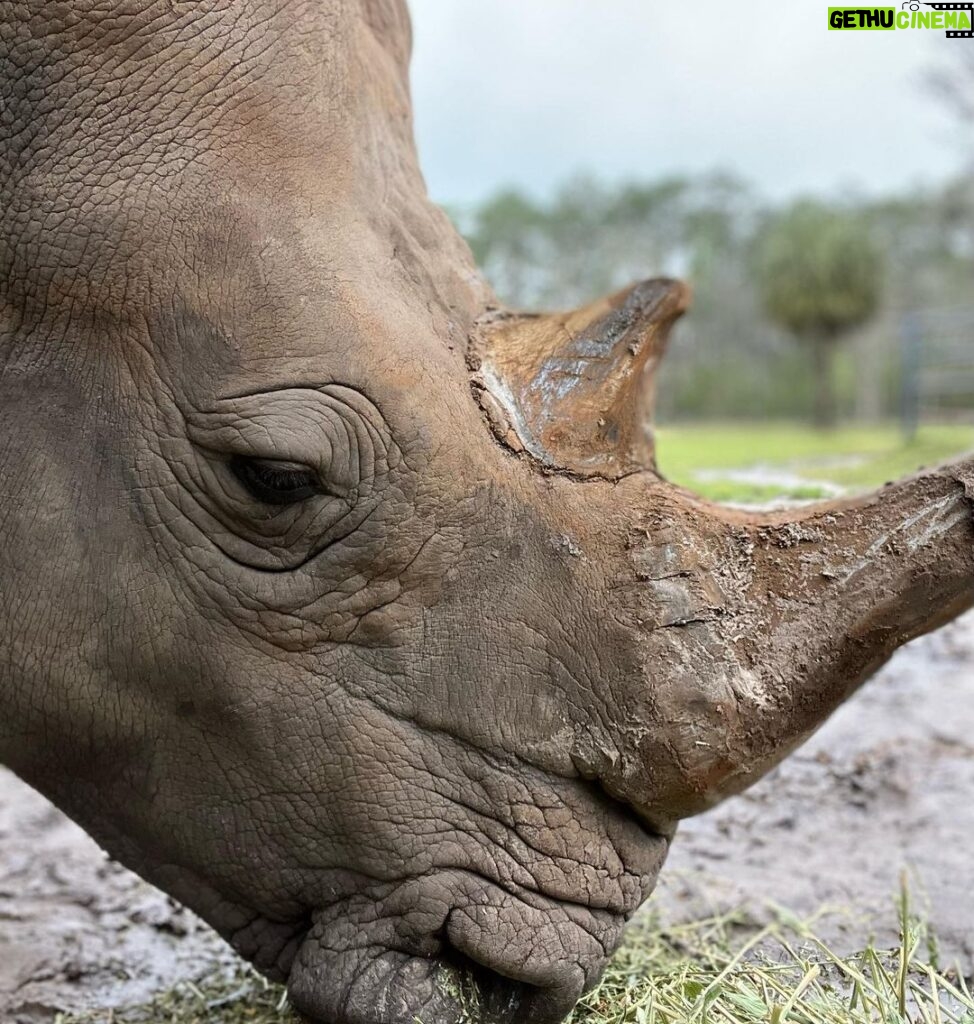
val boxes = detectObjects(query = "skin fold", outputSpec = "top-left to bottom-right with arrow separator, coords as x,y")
1,3 -> 972,1023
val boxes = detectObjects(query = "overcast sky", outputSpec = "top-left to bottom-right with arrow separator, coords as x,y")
409,0 -> 966,207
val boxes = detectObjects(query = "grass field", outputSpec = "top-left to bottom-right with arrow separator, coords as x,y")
56,887 -> 974,1024
655,423 -> 974,505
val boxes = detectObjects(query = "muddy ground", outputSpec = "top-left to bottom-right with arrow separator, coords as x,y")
2,612 -> 974,1022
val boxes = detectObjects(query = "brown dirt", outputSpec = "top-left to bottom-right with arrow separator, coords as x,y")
0,783 -> 232,1023
2,612 -> 973,1021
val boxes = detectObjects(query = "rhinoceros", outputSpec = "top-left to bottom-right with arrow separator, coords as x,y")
1,2 -> 971,1022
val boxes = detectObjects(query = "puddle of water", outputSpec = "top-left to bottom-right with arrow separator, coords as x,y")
787,453 -> 867,472
693,465 -> 846,499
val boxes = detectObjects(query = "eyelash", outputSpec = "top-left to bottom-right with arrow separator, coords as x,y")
229,456 -> 323,506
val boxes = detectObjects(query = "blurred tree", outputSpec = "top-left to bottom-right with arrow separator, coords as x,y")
464,187 -> 547,302
452,173 -> 971,424
754,201 -> 882,428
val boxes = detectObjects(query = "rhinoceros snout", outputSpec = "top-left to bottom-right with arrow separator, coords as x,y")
285,868 -> 637,1024
289,944 -> 575,1024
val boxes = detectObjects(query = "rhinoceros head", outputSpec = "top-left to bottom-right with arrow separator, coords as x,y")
2,3 -> 972,1023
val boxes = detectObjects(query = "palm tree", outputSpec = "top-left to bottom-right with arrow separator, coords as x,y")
755,201 -> 882,428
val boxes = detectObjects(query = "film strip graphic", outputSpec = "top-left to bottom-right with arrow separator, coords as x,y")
924,2 -> 974,36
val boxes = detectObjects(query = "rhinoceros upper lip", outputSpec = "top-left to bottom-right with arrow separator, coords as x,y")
566,746 -> 678,843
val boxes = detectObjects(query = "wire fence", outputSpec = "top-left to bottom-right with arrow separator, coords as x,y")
900,307 -> 974,438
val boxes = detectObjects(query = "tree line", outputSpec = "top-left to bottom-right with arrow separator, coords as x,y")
449,172 -> 974,426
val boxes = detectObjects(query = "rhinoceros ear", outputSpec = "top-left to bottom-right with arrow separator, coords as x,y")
469,278 -> 690,478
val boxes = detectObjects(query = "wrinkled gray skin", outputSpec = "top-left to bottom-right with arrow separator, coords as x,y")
0,4 -> 670,1021
1,3 -> 973,1024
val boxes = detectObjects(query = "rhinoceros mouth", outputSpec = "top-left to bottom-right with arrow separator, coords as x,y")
281,779 -> 671,1024
214,741 -> 673,1024
285,860 -> 665,1024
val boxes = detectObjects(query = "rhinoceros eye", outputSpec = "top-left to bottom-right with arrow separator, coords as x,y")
229,455 -> 323,506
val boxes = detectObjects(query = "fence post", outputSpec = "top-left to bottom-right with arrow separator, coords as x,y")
900,313 -> 921,443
